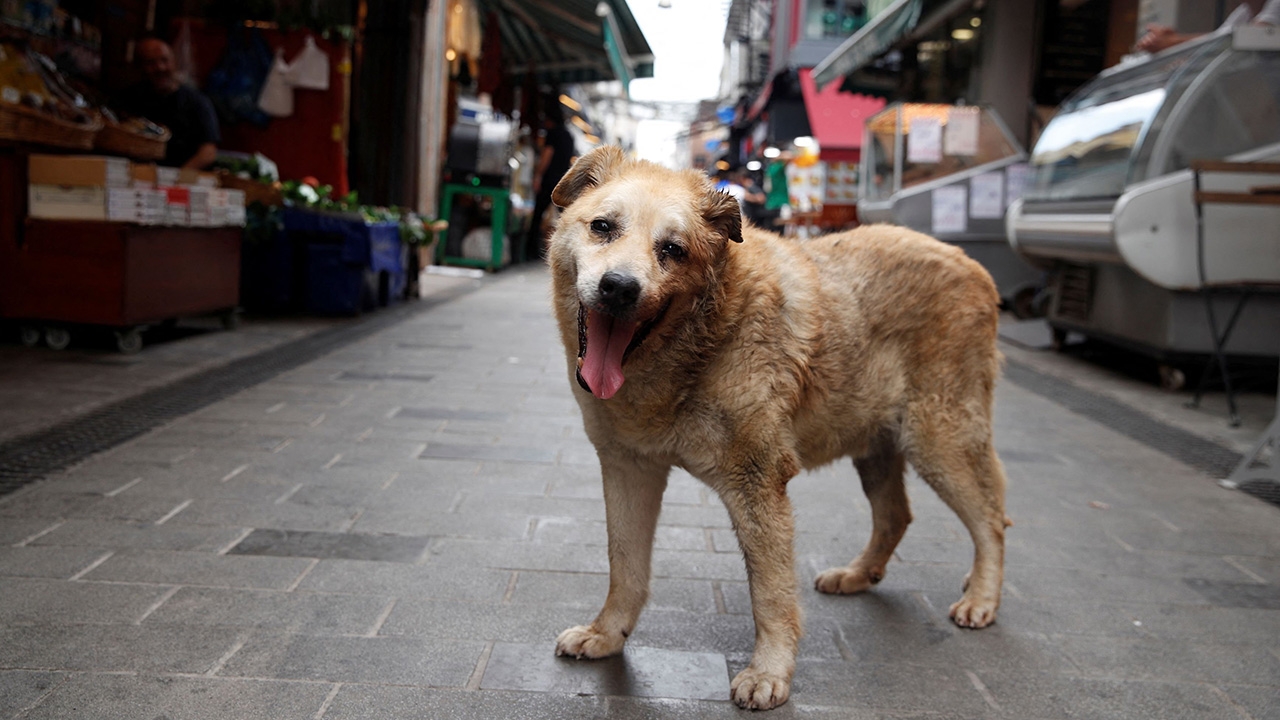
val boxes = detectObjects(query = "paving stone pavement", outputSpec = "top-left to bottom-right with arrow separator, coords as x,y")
1,265 -> 1278,719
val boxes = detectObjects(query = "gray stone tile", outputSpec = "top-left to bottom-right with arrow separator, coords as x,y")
510,572 -> 718,614
21,673 -> 332,720
298,558 -> 511,601
0,489 -> 105,520
977,670 -> 1246,719
0,624 -> 237,673
782,659 -> 991,714
420,441 -> 558,464
426,539 -> 609,574
82,549 -> 313,589
481,641 -> 730,702
0,545 -> 110,579
219,633 -> 483,686
1055,634 -> 1280,686
165,498 -> 360,532
29,519 -> 247,552
146,587 -> 391,635
227,528 -> 431,563
322,686 -> 609,720
0,518 -> 60,546
0,578 -> 173,625
0,670 -> 63,718
351,506 -> 533,540
1181,578 -> 1280,609
395,406 -> 508,422
1218,683 -> 1280,720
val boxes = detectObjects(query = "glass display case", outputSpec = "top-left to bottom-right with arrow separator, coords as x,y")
1007,28 -> 1280,360
858,103 -> 1040,306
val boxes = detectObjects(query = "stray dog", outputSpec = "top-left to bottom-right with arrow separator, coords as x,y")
547,146 -> 1008,710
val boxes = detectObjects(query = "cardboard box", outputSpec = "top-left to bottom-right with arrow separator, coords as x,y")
131,163 -> 157,188
29,184 -> 107,220
29,154 -> 131,188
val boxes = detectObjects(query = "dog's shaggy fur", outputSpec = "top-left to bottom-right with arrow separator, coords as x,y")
547,146 -> 1008,709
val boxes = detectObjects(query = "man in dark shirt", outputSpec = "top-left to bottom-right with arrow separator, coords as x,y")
526,104 -> 576,261
118,37 -> 220,169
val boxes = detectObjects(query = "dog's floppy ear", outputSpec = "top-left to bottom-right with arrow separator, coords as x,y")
551,145 -> 627,209
703,189 -> 744,244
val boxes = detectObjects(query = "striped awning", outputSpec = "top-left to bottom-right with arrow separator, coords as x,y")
477,0 -> 654,88
810,0 -> 924,91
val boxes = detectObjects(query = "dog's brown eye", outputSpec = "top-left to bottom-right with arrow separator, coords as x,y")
590,219 -> 612,235
661,242 -> 686,260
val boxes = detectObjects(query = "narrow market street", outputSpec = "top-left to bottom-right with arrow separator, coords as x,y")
1,266 -> 1277,719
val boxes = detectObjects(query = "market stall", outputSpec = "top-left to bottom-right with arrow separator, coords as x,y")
1006,29 -> 1280,365
859,102 -> 1041,309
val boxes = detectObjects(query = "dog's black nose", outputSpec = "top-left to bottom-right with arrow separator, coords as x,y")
598,271 -> 641,312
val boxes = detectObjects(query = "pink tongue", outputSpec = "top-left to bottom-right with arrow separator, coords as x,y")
581,310 -> 637,400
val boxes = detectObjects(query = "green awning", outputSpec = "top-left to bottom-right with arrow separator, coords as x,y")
811,0 -> 924,91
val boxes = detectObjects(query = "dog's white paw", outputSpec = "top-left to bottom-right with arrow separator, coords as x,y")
813,565 -> 882,595
554,624 -> 626,659
730,666 -> 791,710
949,595 -> 997,629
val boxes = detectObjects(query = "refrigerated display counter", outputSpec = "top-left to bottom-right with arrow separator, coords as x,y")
859,103 -> 1042,308
1006,28 -> 1280,359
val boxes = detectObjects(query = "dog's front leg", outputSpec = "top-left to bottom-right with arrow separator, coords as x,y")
555,450 -> 669,659
720,475 -> 801,710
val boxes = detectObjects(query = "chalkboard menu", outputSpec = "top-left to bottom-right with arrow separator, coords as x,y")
1034,0 -> 1112,106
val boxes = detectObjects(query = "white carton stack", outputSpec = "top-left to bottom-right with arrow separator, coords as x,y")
224,189 -> 247,226
106,188 -> 167,224
187,186 -> 216,227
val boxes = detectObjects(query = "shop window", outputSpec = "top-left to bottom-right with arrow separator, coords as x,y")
805,0 -> 867,40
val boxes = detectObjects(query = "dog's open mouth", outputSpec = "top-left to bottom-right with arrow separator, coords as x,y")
576,301 -> 667,400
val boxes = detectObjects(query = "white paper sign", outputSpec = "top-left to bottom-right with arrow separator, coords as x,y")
908,118 -> 943,164
1005,163 -> 1033,206
931,185 -> 968,234
944,107 -> 980,156
969,172 -> 1005,219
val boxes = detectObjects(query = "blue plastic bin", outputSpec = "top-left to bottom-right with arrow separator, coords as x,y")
281,208 -> 404,315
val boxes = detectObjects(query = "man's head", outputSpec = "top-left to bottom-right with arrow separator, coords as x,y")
136,37 -> 179,94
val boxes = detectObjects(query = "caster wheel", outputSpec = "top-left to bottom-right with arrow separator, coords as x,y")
1158,364 -> 1186,392
19,325 -> 41,347
44,327 -> 70,350
115,329 -> 143,354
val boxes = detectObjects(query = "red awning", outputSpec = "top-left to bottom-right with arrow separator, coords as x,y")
797,68 -> 886,162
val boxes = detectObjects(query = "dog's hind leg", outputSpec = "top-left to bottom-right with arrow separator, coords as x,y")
909,431 -> 1007,630
555,449 -> 669,659
814,437 -> 910,595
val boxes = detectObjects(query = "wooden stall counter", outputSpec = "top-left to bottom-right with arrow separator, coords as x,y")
1,220 -> 241,352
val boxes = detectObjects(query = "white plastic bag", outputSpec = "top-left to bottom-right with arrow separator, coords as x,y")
257,48 -> 294,117
287,35 -> 330,91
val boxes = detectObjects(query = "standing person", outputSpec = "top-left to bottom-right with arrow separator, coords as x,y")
527,102 -> 576,261
736,169 -> 768,226
763,152 -> 791,225
117,37 -> 220,169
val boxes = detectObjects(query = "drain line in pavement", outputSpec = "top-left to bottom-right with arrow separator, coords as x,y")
1002,358 -> 1246,480
0,282 -> 478,498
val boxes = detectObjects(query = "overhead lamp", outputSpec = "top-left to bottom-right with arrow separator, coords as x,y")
596,2 -> 610,17
658,0 -> 672,7
746,160 -> 762,171
763,147 -> 781,158
715,160 -> 730,170
793,136 -> 815,148
951,28 -> 975,40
